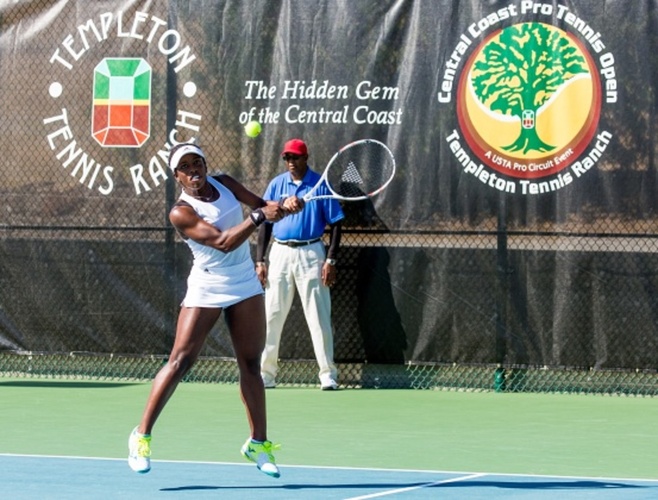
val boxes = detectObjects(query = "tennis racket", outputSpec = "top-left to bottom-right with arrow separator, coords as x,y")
303,139 -> 396,202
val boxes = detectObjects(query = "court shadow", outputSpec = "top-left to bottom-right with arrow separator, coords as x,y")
0,380 -> 140,388
433,479 -> 646,491
355,247 -> 409,388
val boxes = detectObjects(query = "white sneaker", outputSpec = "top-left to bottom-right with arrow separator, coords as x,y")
321,378 -> 338,391
241,438 -> 281,478
262,374 -> 276,389
128,426 -> 151,473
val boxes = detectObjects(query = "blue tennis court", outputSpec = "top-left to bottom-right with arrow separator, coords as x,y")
3,454 -> 658,499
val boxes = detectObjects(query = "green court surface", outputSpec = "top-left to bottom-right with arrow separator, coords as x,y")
2,377 -> 657,480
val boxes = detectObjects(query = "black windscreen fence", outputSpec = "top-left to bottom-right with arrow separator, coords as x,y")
1,1 -> 657,394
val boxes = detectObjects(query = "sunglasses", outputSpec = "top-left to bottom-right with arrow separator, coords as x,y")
282,154 -> 302,162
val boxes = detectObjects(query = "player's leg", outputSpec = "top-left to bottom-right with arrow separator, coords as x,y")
138,306 -> 221,433
129,306 -> 220,473
226,294 -> 268,439
226,294 -> 281,478
261,243 -> 296,386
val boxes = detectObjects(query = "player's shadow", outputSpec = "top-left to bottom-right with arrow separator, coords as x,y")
161,479 -> 646,492
161,481 -> 431,492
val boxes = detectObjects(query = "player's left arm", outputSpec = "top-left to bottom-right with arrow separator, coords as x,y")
216,174 -> 268,209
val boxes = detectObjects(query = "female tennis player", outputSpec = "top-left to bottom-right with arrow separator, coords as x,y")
128,142 -> 302,478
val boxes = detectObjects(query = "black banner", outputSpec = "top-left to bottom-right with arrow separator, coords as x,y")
1,1 -> 657,371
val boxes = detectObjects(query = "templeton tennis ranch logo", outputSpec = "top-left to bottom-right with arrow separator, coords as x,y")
92,58 -> 152,147
438,2 -> 618,195
42,10 -> 204,196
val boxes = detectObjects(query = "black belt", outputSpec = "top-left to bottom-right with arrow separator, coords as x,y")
275,238 -> 322,248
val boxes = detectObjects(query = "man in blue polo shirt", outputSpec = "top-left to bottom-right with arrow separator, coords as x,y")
255,138 -> 344,390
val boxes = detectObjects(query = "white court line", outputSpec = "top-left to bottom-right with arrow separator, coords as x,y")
343,473 -> 487,500
3,454 -> 658,485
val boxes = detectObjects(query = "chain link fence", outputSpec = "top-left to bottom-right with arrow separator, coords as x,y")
1,1 -> 658,396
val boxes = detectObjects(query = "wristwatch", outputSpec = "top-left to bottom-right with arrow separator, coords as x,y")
325,258 -> 337,266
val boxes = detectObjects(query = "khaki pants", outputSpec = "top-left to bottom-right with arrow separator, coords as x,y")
260,240 -> 337,386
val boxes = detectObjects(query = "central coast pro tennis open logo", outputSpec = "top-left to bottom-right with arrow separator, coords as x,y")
461,23 -> 600,178
438,2 -> 618,195
42,10 -> 204,196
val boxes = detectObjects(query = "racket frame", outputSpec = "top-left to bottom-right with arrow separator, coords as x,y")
302,139 -> 396,202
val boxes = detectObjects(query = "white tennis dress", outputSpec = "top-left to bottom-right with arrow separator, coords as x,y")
179,176 -> 263,308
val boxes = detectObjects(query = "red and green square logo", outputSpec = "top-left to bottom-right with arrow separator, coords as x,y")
92,58 -> 151,147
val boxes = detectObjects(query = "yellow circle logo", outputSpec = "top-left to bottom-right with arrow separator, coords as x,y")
457,22 -> 601,179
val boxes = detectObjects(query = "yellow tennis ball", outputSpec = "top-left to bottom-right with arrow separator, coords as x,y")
244,120 -> 262,138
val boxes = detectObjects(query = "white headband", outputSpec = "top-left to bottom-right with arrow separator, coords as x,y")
169,143 -> 205,171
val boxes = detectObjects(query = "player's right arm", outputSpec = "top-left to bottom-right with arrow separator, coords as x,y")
169,201 -> 283,253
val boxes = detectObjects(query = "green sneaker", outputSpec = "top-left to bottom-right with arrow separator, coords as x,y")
241,438 -> 281,478
128,426 -> 152,473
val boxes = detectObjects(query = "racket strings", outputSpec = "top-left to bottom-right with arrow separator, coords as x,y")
326,144 -> 394,199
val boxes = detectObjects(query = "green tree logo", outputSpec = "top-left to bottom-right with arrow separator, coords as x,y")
470,23 -> 589,154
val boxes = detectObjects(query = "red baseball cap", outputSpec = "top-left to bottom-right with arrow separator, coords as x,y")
281,139 -> 308,156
